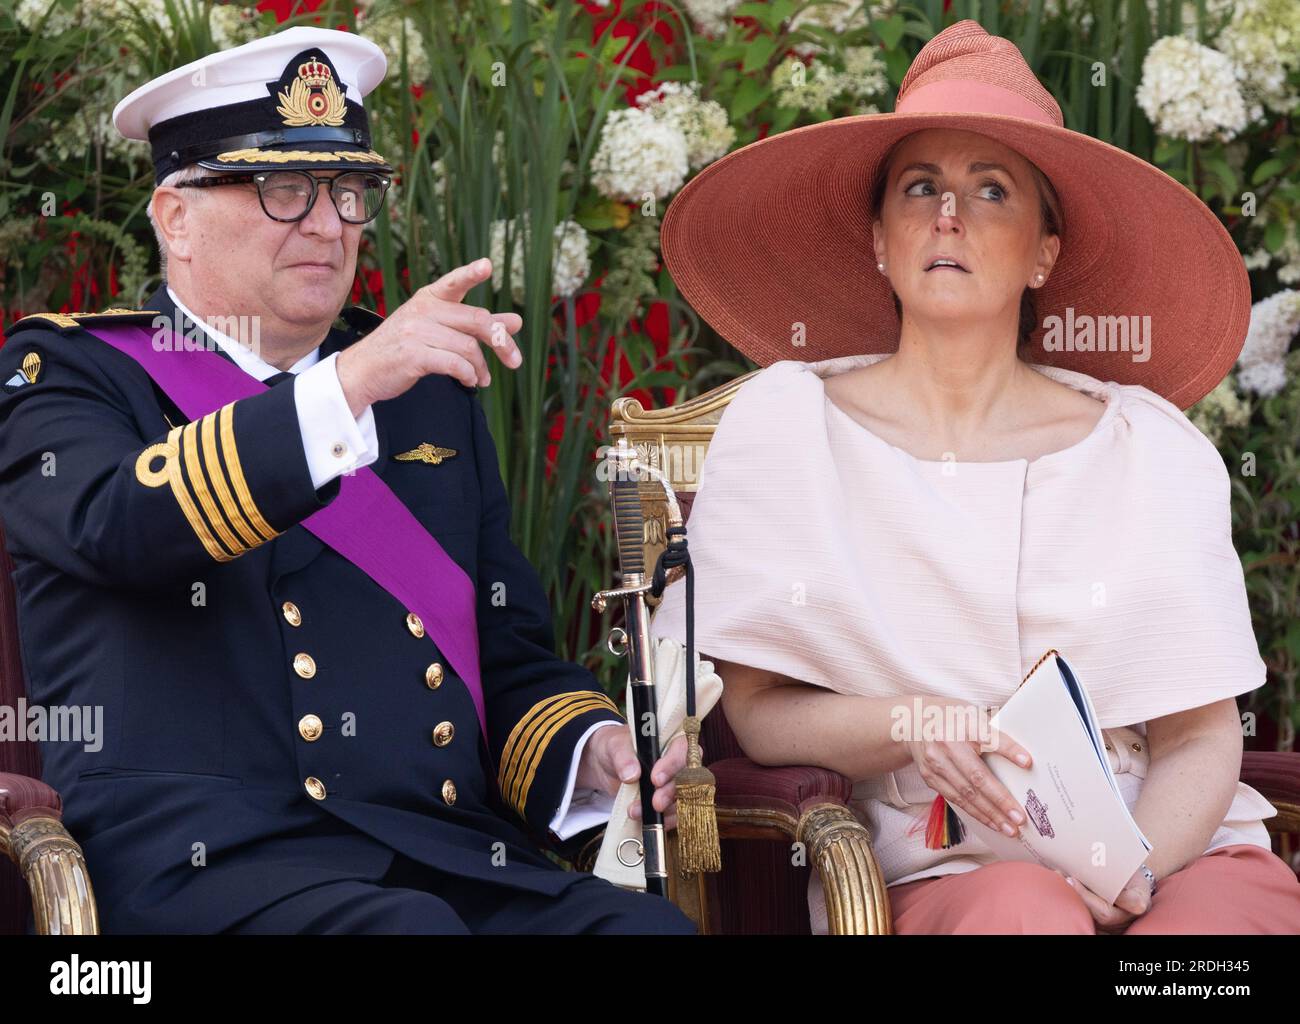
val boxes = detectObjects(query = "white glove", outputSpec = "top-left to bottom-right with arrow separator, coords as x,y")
593,636 -> 724,890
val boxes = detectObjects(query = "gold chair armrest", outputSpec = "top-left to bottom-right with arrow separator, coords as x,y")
0,776 -> 100,935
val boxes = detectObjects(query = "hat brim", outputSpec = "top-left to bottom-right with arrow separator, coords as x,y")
660,111 -> 1251,410
197,141 -> 393,177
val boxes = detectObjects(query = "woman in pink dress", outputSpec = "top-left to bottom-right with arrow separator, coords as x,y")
648,21 -> 1300,934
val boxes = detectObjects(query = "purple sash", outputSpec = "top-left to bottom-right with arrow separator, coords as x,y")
87,324 -> 487,741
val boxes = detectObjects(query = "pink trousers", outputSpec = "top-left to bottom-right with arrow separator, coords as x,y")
887,844 -> 1300,934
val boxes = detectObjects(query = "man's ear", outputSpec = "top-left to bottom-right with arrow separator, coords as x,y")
152,188 -> 194,264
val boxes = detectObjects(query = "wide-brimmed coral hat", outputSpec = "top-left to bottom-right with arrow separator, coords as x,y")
660,19 -> 1252,410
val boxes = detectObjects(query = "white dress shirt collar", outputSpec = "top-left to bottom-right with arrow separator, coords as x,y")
166,285 -> 320,382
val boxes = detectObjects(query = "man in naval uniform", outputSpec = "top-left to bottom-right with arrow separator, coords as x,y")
0,27 -> 693,934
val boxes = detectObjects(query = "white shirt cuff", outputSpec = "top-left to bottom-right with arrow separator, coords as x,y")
549,719 -> 623,840
292,351 -> 379,490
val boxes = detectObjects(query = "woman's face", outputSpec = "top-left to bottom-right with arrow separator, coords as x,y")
873,127 -> 1059,330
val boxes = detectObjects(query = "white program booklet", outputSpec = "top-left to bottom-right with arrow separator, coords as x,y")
947,650 -> 1153,905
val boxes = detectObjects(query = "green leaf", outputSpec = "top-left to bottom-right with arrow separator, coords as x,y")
742,34 -> 778,74
714,42 -> 748,63
1265,219 -> 1286,253
1153,137 -> 1184,165
770,104 -> 800,133
655,64 -> 695,82
1200,154 -> 1237,200
771,0 -> 798,25
733,2 -> 779,32
1251,157 -> 1285,186
884,47 -> 910,87
730,76 -> 767,121
875,14 -> 907,50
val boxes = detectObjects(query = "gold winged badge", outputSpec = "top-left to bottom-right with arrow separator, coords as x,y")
394,442 -> 458,466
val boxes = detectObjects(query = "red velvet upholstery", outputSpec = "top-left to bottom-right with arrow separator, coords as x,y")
1241,751 -> 1300,809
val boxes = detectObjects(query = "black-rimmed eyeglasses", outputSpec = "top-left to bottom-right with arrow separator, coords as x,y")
173,170 -> 391,224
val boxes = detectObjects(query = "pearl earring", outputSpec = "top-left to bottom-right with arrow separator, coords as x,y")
1034,273 -> 1044,285
877,262 -> 886,273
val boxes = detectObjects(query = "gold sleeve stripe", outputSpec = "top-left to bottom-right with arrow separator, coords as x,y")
199,410 -> 264,549
505,698 -> 622,814
181,419 -> 247,557
499,690 -> 624,794
134,426 -> 235,562
498,693 -> 570,800
499,691 -> 623,811
218,401 -> 279,542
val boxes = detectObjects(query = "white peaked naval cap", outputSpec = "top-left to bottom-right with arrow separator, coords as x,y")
112,26 -> 392,184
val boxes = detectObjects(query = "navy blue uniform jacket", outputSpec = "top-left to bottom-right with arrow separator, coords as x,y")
0,285 -> 625,933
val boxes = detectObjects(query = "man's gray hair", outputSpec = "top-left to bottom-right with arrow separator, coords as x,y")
146,163 -> 212,277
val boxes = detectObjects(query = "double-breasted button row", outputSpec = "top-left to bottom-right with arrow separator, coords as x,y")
432,721 -> 454,747
305,777 -> 326,800
406,611 -> 424,638
441,779 -> 457,805
299,714 -> 323,742
282,601 -> 302,626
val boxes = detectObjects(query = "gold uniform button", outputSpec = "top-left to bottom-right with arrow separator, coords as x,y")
299,714 -> 323,742
1131,741 -> 1142,752
425,662 -> 444,689
1104,741 -> 1112,751
406,612 -> 425,638
441,779 -> 457,805
282,601 -> 302,627
432,721 -> 454,747
293,653 -> 316,678
304,777 -> 326,800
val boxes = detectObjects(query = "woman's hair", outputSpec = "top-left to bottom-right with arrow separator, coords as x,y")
869,139 -> 1064,358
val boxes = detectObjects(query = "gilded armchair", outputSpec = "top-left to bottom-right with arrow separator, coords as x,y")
0,523 -> 99,935
584,371 -> 1300,935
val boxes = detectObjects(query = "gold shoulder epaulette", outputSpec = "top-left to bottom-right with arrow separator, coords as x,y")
9,308 -> 162,335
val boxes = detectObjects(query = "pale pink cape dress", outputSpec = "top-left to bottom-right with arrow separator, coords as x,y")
649,353 -> 1294,934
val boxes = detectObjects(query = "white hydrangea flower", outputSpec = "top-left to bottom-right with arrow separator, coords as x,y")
771,59 -> 841,111
1236,288 -> 1300,396
1243,247 -> 1273,270
635,81 -> 735,170
772,48 -> 888,112
431,156 -> 448,199
789,1 -> 891,57
682,0 -> 744,38
15,0 -> 78,33
1189,375 -> 1251,444
1216,0 -> 1300,119
1038,0 -> 1096,34
590,106 -> 689,202
355,3 -> 430,85
489,217 -> 592,304
209,2 -> 262,49
26,2 -> 265,167
1135,36 -> 1249,142
1236,360 -> 1289,396
550,219 -> 593,300
838,45 -> 890,100
1177,0 -> 1241,36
